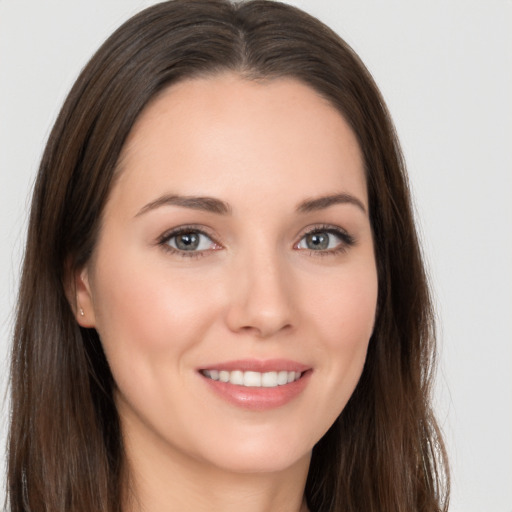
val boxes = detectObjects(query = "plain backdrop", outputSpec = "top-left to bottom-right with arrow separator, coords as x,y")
0,1 -> 511,510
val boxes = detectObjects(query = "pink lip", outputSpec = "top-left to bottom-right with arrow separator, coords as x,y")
197,359 -> 312,411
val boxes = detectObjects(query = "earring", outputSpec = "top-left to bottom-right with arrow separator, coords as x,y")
79,308 -> 85,317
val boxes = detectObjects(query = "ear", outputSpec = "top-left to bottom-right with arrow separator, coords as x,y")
66,264 -> 97,328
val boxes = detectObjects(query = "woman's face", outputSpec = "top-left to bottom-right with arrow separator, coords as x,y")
77,74 -> 378,475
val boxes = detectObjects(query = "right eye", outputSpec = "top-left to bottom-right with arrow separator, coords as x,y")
160,228 -> 220,255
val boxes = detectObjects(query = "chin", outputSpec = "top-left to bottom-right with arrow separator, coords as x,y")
191,430 -> 314,475
207,449 -> 311,475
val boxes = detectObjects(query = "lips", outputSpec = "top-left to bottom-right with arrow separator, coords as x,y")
198,359 -> 311,410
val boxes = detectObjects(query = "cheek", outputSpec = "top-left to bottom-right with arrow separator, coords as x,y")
307,261 -> 378,347
302,261 -> 377,415
89,251 -> 221,371
89,256 -> 226,432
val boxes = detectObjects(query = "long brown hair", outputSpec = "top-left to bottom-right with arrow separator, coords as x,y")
7,1 -> 449,511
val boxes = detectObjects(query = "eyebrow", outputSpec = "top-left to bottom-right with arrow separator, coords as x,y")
136,194 -> 232,217
296,193 -> 367,214
136,191 -> 366,217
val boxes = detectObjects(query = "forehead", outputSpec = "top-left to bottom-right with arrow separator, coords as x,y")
112,73 -> 367,214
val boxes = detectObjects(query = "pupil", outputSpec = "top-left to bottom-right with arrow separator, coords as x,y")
307,232 -> 328,250
176,233 -> 199,250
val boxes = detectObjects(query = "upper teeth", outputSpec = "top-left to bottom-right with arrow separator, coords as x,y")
202,369 -> 302,388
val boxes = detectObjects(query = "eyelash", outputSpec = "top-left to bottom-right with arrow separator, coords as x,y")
157,224 -> 356,258
296,224 -> 356,257
158,225 -> 219,259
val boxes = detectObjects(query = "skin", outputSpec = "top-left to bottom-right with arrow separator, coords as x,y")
75,74 -> 378,512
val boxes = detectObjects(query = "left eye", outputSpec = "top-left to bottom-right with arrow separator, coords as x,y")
165,231 -> 216,252
297,230 -> 344,251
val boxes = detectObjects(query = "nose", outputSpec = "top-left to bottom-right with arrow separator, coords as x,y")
224,250 -> 296,338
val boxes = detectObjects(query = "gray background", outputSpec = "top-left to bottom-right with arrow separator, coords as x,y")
1,0 -> 511,510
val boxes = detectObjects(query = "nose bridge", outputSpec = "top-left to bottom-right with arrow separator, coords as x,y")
225,240 -> 295,337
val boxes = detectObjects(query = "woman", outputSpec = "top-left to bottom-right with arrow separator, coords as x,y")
7,1 -> 449,511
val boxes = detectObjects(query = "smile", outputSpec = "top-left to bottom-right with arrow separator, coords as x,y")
201,369 -> 303,388
198,360 -> 311,410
